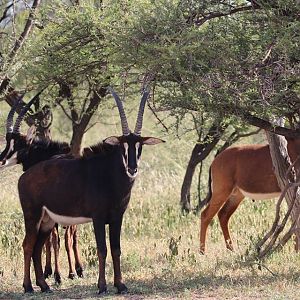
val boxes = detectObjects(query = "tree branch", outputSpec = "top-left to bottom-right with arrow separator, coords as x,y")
8,0 -> 41,63
147,101 -> 169,133
194,4 -> 261,26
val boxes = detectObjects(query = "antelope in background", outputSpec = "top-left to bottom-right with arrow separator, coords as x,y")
0,94 -> 83,283
16,88 -> 164,294
200,138 -> 300,254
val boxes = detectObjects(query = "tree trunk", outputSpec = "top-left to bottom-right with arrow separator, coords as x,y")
70,123 -> 86,157
181,151 -> 201,212
266,131 -> 300,249
69,87 -> 107,157
180,122 -> 227,212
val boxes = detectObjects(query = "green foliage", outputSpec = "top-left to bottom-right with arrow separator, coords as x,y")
3,0 -> 298,141
1,0 -> 300,139
103,0 -> 300,128
18,2 -> 108,85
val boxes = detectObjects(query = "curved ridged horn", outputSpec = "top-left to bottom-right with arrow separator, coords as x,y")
6,97 -> 22,134
13,89 -> 44,134
108,87 -> 130,136
133,89 -> 150,136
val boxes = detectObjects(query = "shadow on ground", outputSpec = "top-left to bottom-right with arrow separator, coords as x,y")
1,268 -> 300,300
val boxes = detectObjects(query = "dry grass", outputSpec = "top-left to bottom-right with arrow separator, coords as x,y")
1,110 -> 300,299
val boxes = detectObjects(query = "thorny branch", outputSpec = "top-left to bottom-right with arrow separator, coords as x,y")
147,101 -> 169,133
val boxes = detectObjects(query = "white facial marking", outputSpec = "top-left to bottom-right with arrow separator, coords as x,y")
126,171 -> 137,179
135,142 -> 140,166
239,188 -> 280,201
42,206 -> 92,226
122,142 -> 129,170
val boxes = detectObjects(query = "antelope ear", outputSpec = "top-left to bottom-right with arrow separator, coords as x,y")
103,136 -> 121,145
26,125 -> 37,144
142,137 -> 165,145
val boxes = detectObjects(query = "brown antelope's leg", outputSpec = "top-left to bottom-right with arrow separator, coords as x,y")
217,189 -> 244,251
65,226 -> 76,279
72,225 -> 84,277
22,224 -> 39,293
32,229 -> 53,292
93,219 -> 107,294
109,217 -> 127,294
200,188 -> 232,254
51,225 -> 61,284
44,235 -> 52,279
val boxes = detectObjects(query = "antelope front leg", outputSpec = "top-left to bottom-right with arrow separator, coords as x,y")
93,219 -> 107,295
109,217 -> 127,294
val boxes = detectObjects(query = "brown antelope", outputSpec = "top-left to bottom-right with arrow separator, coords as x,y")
200,139 -> 300,254
17,87 -> 164,294
0,95 -> 83,283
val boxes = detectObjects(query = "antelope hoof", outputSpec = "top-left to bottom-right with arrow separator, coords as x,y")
98,284 -> 108,295
115,283 -> 128,294
226,246 -> 234,252
41,285 -> 52,293
23,284 -> 34,294
54,272 -> 62,284
225,240 -> 234,251
199,249 -> 205,255
68,272 -> 76,280
44,267 -> 52,278
76,266 -> 84,278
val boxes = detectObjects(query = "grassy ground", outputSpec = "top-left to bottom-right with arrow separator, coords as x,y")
1,108 -> 300,299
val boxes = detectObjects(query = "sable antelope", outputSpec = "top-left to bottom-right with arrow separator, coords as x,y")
17,88 -> 164,294
200,139 -> 300,254
0,95 -> 83,283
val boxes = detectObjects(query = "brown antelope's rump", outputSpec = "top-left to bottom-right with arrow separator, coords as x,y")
200,139 -> 300,253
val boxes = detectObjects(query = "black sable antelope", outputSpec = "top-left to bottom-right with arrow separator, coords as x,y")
0,95 -> 83,283
17,88 -> 164,294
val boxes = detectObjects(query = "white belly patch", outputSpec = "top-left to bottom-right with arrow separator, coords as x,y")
239,188 -> 280,201
42,206 -> 92,226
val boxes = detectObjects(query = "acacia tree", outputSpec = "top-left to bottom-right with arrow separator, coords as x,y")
1,1 -> 117,154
